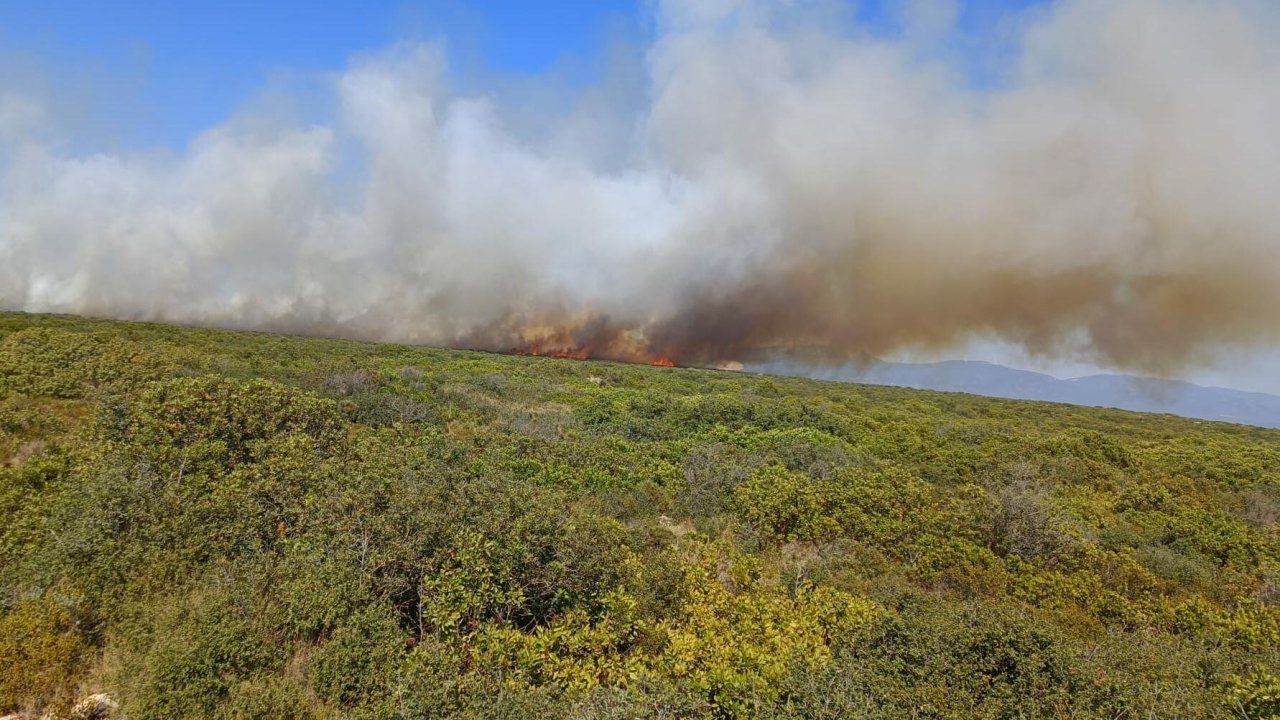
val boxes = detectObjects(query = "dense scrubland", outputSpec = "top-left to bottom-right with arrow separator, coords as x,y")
1,312 -> 1277,719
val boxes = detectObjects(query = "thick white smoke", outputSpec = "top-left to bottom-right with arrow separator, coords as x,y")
2,0 -> 1279,372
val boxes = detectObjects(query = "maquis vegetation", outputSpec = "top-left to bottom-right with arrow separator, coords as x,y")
1,313 -> 1277,719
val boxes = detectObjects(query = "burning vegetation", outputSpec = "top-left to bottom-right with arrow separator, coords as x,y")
471,314 -> 685,368
507,338 -> 677,368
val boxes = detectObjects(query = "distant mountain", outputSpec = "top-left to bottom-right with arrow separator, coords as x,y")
746,358 -> 1280,428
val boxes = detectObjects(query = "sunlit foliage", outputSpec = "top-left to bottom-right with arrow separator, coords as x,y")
1,312 -> 1277,719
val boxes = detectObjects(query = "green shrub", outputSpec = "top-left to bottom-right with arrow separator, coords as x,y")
219,675 -> 314,720
1225,670 -> 1280,720
1,312 -> 1278,720
310,604 -> 404,707
113,375 -> 345,461
0,597 -> 85,714
732,464 -> 839,542
0,328 -> 170,398
113,585 -> 279,720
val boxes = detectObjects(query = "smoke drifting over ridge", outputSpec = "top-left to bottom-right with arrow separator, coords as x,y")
3,0 -> 1280,372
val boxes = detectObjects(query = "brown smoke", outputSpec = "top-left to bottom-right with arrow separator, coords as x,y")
463,258 -> 1279,373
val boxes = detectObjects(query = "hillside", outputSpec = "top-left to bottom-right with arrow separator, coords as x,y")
749,359 -> 1280,428
1,312 -> 1278,719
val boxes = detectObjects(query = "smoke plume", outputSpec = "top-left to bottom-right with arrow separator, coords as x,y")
3,0 -> 1280,372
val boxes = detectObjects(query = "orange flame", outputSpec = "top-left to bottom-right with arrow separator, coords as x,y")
474,314 -> 682,368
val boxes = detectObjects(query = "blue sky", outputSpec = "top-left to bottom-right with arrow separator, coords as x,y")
0,0 -> 1048,149
0,0 -> 638,148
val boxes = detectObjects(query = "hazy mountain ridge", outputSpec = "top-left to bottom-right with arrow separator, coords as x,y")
747,359 -> 1280,428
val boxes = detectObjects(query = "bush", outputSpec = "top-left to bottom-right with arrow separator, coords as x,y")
2,312 -> 1279,720
0,328 -> 170,398
1225,670 -> 1280,720
732,464 -> 838,542
647,543 -> 879,716
0,597 -> 85,714
112,585 -> 279,720
51,379 -> 347,606
113,375 -> 345,461
220,675 -> 314,720
310,604 -> 404,707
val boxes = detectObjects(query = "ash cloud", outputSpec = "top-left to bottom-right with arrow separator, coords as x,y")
2,0 -> 1280,373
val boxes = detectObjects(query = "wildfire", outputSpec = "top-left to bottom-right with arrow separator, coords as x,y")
487,315 -> 681,369
512,345 -> 590,360
510,344 -> 677,368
